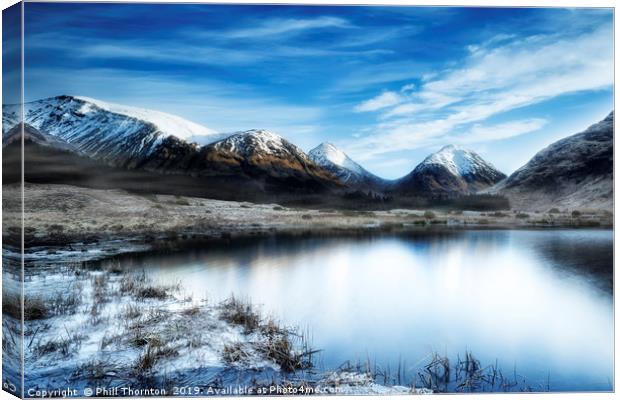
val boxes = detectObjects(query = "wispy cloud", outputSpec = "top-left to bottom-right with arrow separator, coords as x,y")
27,20 -> 385,70
80,42 -> 264,66
348,23 -> 613,160
455,119 -> 549,144
328,60 -> 431,94
223,16 -> 353,38
354,91 -> 403,112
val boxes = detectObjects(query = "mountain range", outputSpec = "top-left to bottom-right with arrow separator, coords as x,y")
2,95 -> 613,210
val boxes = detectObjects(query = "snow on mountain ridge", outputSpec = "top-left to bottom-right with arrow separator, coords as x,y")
74,96 -> 219,143
397,144 -> 506,195
417,144 -> 496,177
308,142 -> 385,187
2,95 -> 239,169
211,129 -> 294,157
3,96 -> 225,150
308,142 -> 366,175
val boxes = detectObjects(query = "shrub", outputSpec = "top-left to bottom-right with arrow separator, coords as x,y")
222,342 -> 250,364
137,286 -> 169,300
571,210 -> 582,217
134,344 -> 178,372
220,297 -> 260,333
548,208 -> 560,214
24,297 -> 48,320
424,210 -> 436,220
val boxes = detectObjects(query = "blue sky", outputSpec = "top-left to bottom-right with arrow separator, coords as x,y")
19,4 -> 613,178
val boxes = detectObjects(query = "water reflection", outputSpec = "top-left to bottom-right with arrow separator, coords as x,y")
104,230 -> 613,391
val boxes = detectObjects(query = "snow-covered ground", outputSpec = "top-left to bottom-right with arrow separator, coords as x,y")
3,262 -> 431,397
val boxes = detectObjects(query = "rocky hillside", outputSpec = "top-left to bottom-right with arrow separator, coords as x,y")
491,112 -> 613,211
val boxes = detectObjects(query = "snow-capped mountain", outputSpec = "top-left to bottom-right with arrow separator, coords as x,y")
209,129 -> 300,158
397,145 -> 506,195
2,95 -> 229,167
490,111 -> 613,211
198,130 -> 341,189
308,142 -> 385,188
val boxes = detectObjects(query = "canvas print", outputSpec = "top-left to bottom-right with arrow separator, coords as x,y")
1,2 -> 614,397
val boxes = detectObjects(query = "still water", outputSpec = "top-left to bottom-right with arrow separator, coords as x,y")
110,229 -> 613,391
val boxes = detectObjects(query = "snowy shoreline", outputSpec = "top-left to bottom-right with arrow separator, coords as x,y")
3,262 -> 431,397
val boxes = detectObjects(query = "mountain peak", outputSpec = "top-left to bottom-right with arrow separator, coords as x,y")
309,142 -> 359,171
398,144 -> 506,195
419,144 -> 491,177
308,142 -> 385,187
438,144 -> 460,151
239,129 -> 283,142
315,141 -> 338,150
309,142 -> 350,168
211,128 -> 295,158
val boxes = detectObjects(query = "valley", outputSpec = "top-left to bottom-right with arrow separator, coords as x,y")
3,183 -> 611,253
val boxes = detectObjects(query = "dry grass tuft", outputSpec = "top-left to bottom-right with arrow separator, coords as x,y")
219,296 -> 260,333
134,343 -> 179,372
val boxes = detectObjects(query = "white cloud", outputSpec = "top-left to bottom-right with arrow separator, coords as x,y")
400,83 -> 416,93
456,119 -> 548,144
225,17 -> 352,38
354,91 -> 403,112
346,23 -> 613,160
328,60 -> 429,93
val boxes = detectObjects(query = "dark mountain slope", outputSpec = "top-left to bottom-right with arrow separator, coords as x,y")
491,111 -> 613,211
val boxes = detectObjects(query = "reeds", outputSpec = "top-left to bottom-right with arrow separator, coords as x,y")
219,296 -> 261,333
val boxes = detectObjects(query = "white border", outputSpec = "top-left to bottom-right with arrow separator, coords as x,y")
0,2 -> 616,400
